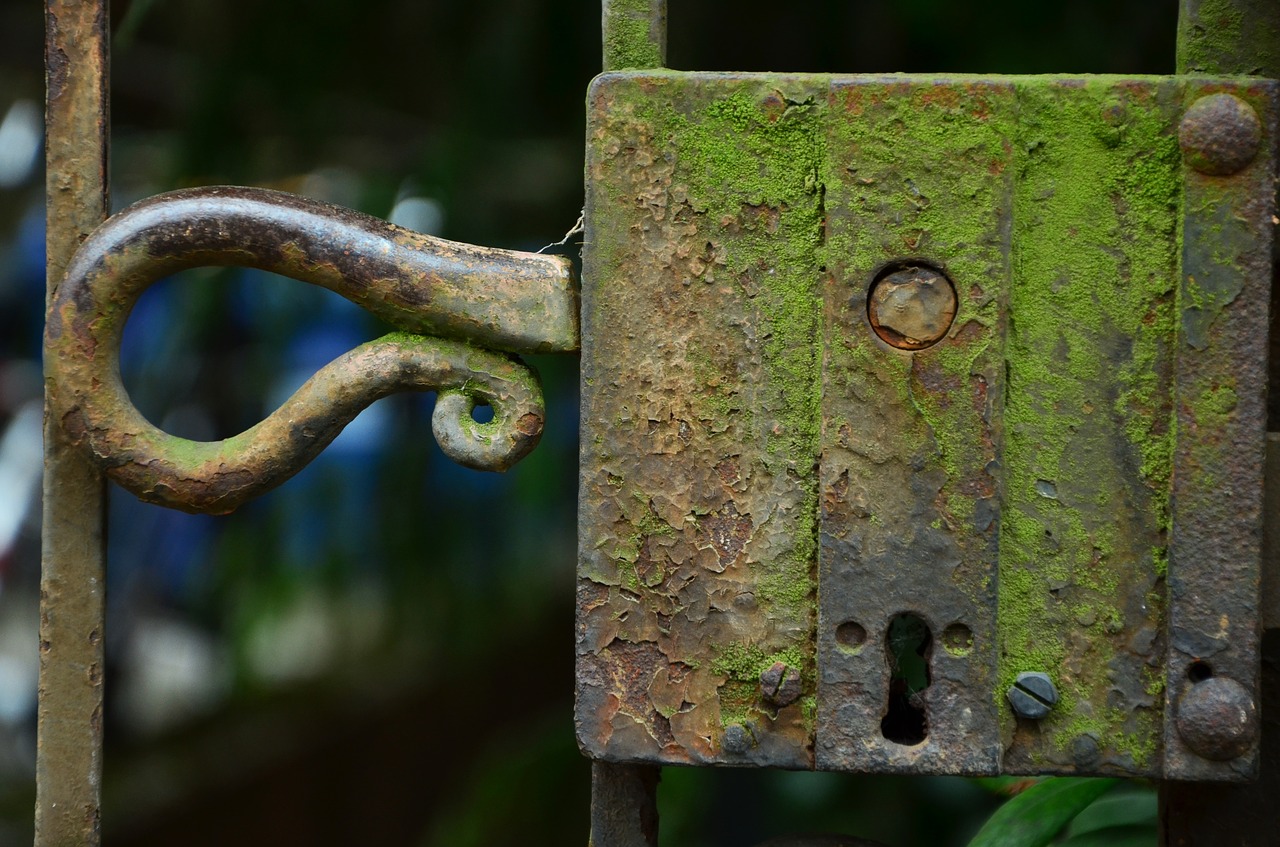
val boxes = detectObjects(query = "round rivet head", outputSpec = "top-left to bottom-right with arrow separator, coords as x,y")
1179,93 -> 1262,176
722,723 -> 753,754
867,265 -> 957,350
1071,734 -> 1101,769
1176,676 -> 1258,761
1007,671 -> 1058,720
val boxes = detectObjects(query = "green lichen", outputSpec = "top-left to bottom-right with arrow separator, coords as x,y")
998,78 -> 1180,764
711,641 -> 806,681
602,0 -> 663,71
634,82 -> 825,712
587,72 -> 1202,769
1177,0 -> 1280,78
712,641 -> 808,727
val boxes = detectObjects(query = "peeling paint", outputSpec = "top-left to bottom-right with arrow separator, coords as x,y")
577,71 -> 1273,779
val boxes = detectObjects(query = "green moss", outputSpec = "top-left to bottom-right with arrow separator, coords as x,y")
717,679 -> 759,726
589,73 -> 1198,766
602,0 -> 662,71
998,79 -> 1179,763
711,641 -> 806,680
1177,0 -> 1279,78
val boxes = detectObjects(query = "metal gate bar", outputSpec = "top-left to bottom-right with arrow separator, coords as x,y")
38,1 -> 109,845
1161,0 -> 1280,841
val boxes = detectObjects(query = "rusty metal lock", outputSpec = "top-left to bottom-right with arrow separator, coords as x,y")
35,1 -> 1280,844
576,3 -> 1278,784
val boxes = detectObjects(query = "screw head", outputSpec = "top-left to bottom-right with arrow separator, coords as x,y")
1179,93 -> 1262,176
1007,671 -> 1059,719
1176,676 -> 1258,761
867,265 -> 957,350
760,661 -> 802,707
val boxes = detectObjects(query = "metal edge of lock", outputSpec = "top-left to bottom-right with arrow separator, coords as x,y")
1162,79 -> 1279,781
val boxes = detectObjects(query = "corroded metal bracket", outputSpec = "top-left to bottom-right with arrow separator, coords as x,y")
46,186 -> 579,514
576,72 -> 1276,782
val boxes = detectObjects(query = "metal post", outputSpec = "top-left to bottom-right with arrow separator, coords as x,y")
38,1 -> 110,845
601,0 -> 667,72
588,5 -> 667,844
589,762 -> 660,847
1163,1 -> 1280,843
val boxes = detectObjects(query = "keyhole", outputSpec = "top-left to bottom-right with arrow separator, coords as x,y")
880,613 -> 931,745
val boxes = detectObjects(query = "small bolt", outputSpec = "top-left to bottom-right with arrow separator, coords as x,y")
1180,93 -> 1262,176
867,265 -> 957,350
1071,734 -> 1101,770
1176,675 -> 1258,761
1007,671 -> 1059,719
722,723 -> 753,754
760,661 -> 802,707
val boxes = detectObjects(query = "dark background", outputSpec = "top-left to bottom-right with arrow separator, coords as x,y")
0,1 -> 1175,845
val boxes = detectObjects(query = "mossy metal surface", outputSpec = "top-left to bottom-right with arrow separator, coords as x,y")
578,74 -> 824,768
601,0 -> 665,72
818,79 -> 1014,775
578,71 -> 1274,778
1178,0 -> 1280,79
46,186 -> 573,514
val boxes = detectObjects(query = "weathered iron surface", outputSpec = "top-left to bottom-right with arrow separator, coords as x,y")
1175,676 -> 1260,761
602,0 -> 665,72
53,186 -> 578,355
579,73 -> 826,770
1163,80 -> 1277,781
1179,92 -> 1262,175
818,79 -> 1011,776
589,762 -> 659,847
46,186 -> 577,514
1179,2 -> 1280,442
58,330 -> 545,514
1178,0 -> 1280,81
39,1 -> 109,845
578,72 -> 1274,780
995,78 -> 1185,777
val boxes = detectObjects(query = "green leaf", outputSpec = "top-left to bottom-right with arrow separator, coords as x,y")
1058,824 -> 1157,847
1065,790 -> 1158,838
966,778 -> 1119,847
972,776 -> 1047,797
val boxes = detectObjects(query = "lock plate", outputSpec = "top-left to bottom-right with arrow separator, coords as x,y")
576,72 -> 1276,779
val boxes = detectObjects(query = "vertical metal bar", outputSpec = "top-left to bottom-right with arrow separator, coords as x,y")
1163,75 -> 1276,781
1178,0 -> 1280,80
591,3 -> 665,842
38,1 -> 110,845
601,0 -> 666,71
1164,1 -> 1280,843
1179,0 -> 1280,429
588,762 -> 660,847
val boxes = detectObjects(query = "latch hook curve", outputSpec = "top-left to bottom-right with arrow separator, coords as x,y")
45,186 -> 580,514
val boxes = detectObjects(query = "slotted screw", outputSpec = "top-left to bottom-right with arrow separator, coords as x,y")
760,661 -> 802,707
1007,671 -> 1058,719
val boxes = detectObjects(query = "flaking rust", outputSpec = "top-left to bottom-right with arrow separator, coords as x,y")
577,71 -> 1274,779
578,73 -> 824,768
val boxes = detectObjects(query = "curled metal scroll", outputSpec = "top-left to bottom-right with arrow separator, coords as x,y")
46,186 -> 579,514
